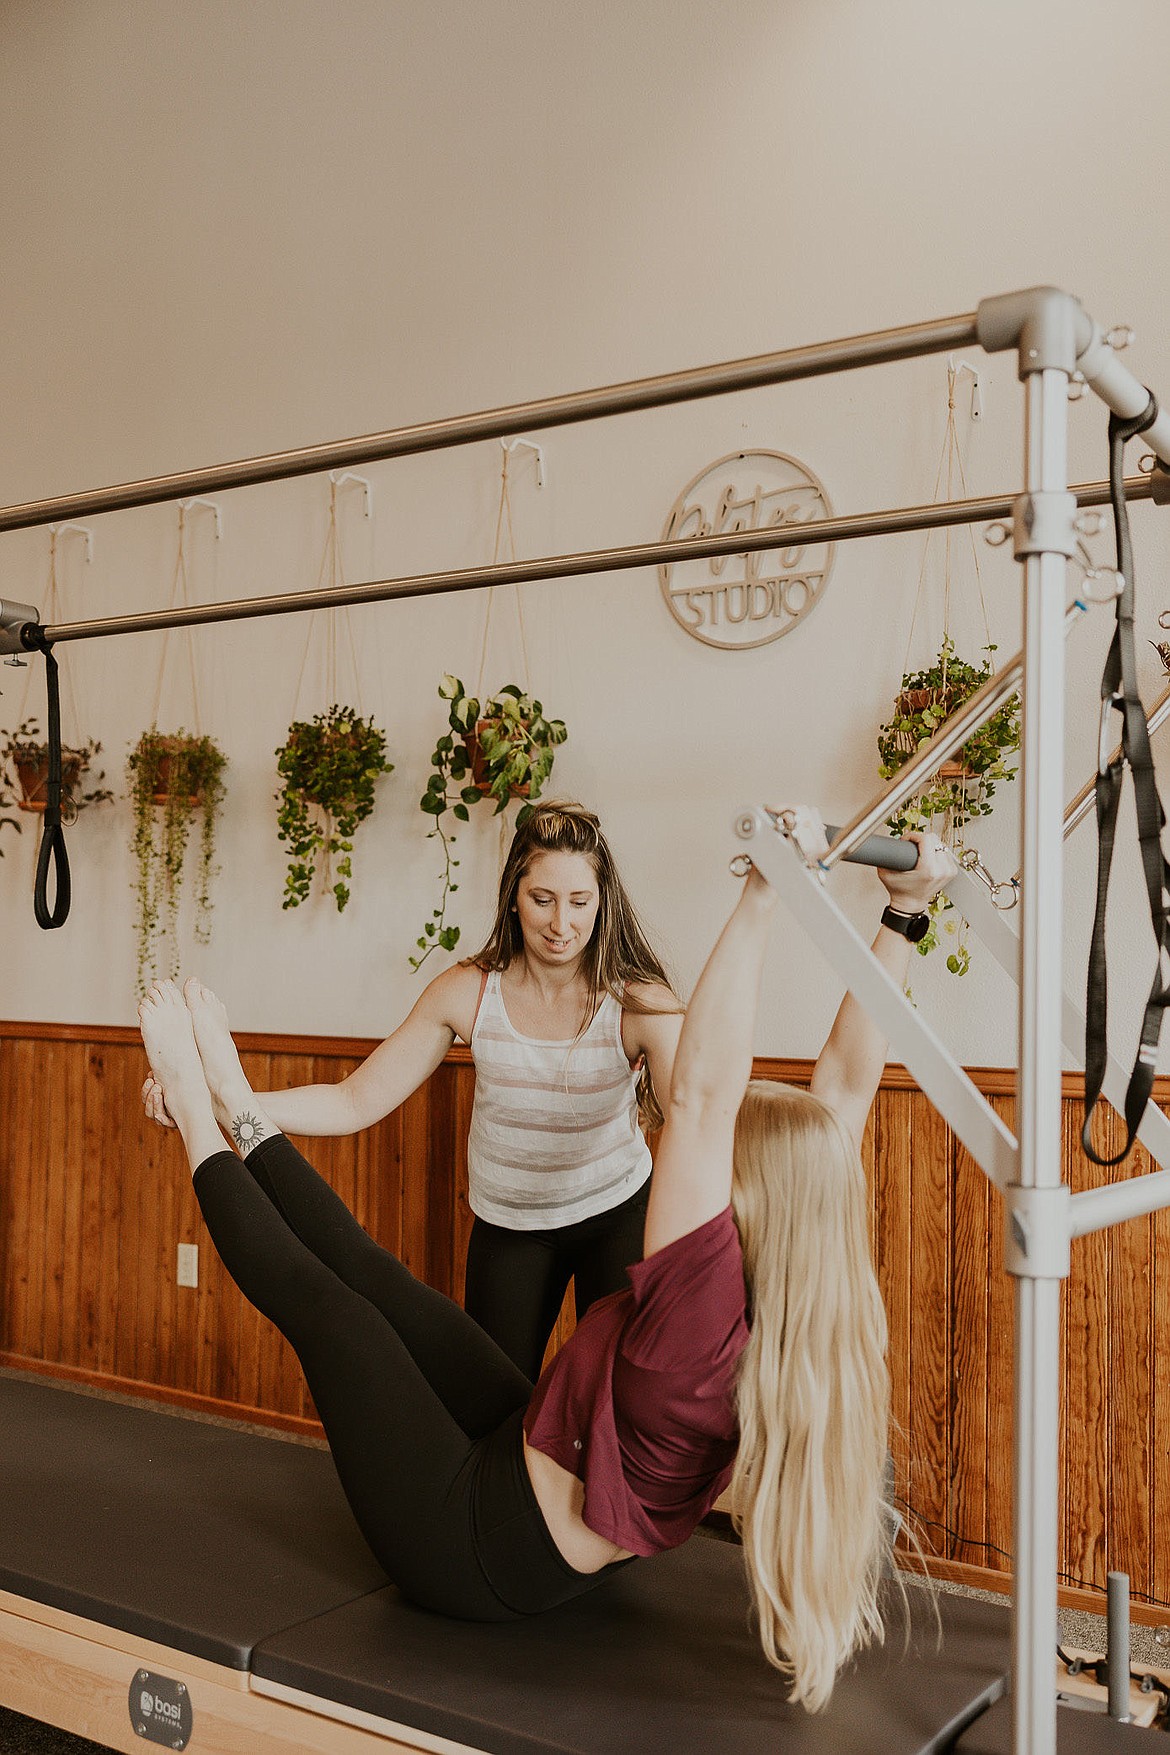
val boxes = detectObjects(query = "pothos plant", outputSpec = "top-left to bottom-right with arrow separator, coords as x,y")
877,637 -> 1021,975
275,704 -> 393,912
412,675 -> 568,970
0,785 -> 18,857
2,716 -> 113,822
127,729 -> 228,995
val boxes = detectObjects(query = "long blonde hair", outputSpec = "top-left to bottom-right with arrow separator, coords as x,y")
729,1081 -> 893,1712
466,801 -> 681,1127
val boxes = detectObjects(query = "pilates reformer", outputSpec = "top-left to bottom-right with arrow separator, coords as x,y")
3,285 -> 1170,1755
0,1371 -> 1011,1755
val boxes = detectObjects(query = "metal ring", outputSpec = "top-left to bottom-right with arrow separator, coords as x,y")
729,854 -> 753,878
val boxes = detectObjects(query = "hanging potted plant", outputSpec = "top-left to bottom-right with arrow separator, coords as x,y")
275,703 -> 393,912
2,717 -> 113,822
413,675 -> 568,970
877,636 -> 1021,975
127,729 -> 228,995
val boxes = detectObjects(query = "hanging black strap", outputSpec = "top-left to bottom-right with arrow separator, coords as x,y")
21,626 -> 71,930
1082,392 -> 1167,1165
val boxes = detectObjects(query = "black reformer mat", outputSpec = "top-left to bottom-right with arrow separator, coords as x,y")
955,1696 -> 1156,1752
0,1373 -> 1012,1754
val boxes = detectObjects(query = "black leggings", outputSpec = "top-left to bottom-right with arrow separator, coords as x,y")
193,1134 -> 630,1620
465,1180 -> 651,1381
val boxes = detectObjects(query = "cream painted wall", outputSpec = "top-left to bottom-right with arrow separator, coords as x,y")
1,0 -> 1169,1069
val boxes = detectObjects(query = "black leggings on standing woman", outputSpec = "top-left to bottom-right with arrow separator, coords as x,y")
192,1134 -> 629,1620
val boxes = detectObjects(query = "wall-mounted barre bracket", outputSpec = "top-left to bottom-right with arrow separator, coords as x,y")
1150,460 -> 1170,506
0,600 -> 40,655
732,806 -> 1019,1190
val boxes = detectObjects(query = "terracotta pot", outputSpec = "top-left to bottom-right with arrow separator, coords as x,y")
895,686 -> 959,718
462,722 -> 531,799
147,742 -> 203,808
937,758 -> 977,781
13,746 -> 84,814
893,688 -> 977,775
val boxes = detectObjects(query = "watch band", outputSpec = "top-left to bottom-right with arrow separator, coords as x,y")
880,904 -> 930,943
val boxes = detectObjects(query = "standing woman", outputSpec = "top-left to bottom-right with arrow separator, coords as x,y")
145,802 -> 681,1378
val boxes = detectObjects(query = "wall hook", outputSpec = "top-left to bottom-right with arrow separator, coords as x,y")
179,498 -> 222,538
329,471 -> 373,517
501,437 -> 545,488
949,357 -> 983,420
49,523 -> 94,563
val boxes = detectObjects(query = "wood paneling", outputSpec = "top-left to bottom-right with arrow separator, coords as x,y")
3,1022 -> 1170,1617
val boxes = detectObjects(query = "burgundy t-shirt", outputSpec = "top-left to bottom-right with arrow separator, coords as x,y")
523,1207 -> 749,1556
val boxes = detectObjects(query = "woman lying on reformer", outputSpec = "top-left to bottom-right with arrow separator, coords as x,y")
137,813 -> 954,1712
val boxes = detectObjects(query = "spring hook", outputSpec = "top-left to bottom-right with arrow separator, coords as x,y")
960,847 -> 1020,911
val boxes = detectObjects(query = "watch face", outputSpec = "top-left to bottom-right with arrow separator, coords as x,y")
906,913 -> 930,943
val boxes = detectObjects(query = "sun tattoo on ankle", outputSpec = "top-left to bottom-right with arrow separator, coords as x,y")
230,1112 -> 267,1155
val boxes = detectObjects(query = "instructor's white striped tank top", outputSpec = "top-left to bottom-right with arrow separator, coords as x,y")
467,970 -> 652,1230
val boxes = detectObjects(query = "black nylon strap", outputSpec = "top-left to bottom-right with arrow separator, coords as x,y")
20,627 -> 71,930
1082,391 -> 1167,1165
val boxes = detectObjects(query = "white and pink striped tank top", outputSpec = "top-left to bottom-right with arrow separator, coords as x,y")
467,971 -> 652,1230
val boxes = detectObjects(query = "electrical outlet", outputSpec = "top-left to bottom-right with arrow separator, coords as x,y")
176,1243 -> 199,1288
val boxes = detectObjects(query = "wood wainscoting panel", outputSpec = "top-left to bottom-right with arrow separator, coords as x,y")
4,1023 -> 1170,1617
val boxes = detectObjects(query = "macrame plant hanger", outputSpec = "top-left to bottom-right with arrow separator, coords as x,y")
147,499 -> 220,736
475,440 -> 535,702
900,360 -> 995,849
476,440 -> 539,865
288,471 -> 370,894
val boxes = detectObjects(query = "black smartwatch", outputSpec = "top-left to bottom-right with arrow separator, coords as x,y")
880,905 -> 930,943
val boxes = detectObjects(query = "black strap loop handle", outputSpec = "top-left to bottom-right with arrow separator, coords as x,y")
1082,392 -> 1167,1165
20,625 -> 71,930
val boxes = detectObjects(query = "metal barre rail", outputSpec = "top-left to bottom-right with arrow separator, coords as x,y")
19,473 -> 1155,648
0,311 -> 977,535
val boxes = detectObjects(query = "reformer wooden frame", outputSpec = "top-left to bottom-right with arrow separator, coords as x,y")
4,285 -> 1170,1755
0,1588 -> 437,1755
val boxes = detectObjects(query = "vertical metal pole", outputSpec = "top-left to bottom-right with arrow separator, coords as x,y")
1013,367 -> 1071,1755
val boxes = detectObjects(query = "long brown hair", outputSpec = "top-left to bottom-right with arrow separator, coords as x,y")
465,801 -> 681,1127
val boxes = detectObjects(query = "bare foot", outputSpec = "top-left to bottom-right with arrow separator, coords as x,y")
138,980 -> 210,1122
183,977 -> 273,1156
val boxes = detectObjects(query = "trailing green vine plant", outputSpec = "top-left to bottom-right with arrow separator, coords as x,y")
877,636 -> 1021,975
275,704 -> 393,911
0,785 -> 19,856
127,729 -> 227,995
2,717 -> 113,822
413,675 -> 567,970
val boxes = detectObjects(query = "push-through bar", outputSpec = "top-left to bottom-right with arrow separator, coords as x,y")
0,312 -> 979,536
0,474 -> 1153,652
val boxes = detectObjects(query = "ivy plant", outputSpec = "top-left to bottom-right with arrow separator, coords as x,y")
127,729 -> 227,995
2,716 -> 113,822
877,637 -> 1021,976
412,675 -> 567,970
275,704 -> 393,912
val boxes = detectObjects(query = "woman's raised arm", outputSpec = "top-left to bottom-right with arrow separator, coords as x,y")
642,866 -> 778,1257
